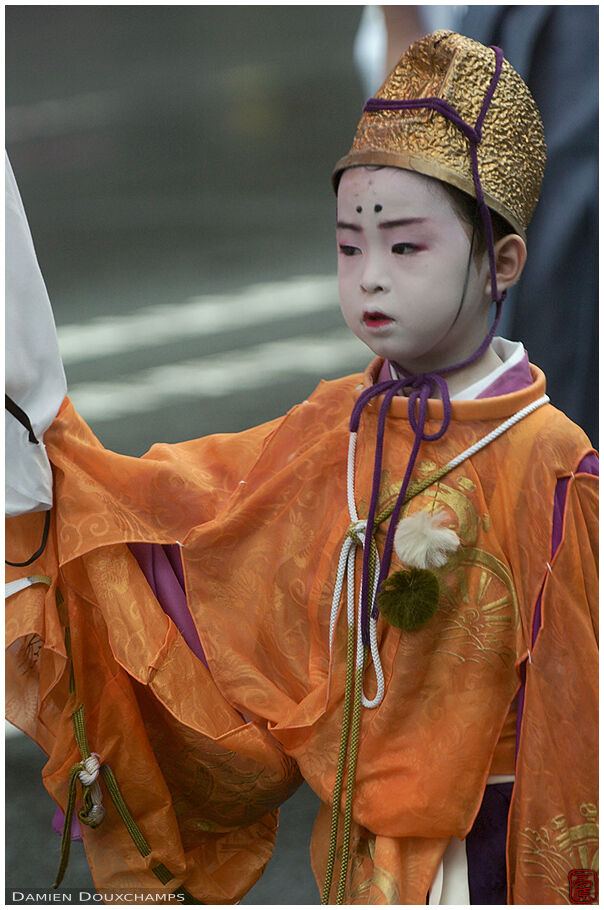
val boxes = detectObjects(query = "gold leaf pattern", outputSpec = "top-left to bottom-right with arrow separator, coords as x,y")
519,805 -> 599,902
435,547 -> 518,668
334,31 -> 545,237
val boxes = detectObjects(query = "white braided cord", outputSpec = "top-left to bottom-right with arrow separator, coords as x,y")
78,752 -> 101,786
346,433 -> 359,524
347,539 -> 358,627
445,395 -> 549,473
329,535 -> 354,651
347,432 -> 360,522
360,565 -> 385,708
78,752 -> 106,824
328,394 -> 550,710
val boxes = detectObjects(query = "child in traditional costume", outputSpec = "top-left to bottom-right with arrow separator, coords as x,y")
6,31 -> 598,905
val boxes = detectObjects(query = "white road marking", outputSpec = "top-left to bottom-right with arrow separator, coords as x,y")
57,274 -> 340,364
6,90 -> 123,141
68,328 -> 368,422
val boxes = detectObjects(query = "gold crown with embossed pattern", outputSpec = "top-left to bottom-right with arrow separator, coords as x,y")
333,31 -> 546,240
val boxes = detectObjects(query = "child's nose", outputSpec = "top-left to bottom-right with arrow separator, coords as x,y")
360,257 -> 390,293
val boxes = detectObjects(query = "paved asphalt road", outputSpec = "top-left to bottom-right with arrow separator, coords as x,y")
6,6 -> 371,905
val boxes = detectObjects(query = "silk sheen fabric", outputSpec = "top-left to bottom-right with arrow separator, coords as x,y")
5,361 -> 597,903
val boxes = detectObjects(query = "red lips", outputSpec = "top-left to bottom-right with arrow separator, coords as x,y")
363,310 -> 393,328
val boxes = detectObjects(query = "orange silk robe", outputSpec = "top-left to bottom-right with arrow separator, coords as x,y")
5,360 -> 598,904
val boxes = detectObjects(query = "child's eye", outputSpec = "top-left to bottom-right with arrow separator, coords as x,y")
338,244 -> 361,256
391,243 -> 418,255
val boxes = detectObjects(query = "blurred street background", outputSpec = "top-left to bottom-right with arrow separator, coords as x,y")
5,5 -> 368,903
6,6 -> 370,455
5,4 -> 598,905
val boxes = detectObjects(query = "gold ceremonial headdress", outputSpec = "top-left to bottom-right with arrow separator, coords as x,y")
333,30 -> 546,241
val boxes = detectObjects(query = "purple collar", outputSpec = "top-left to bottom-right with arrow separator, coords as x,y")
376,348 -> 533,399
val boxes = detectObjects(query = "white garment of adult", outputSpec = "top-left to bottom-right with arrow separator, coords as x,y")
353,5 -> 468,98
5,152 -> 67,517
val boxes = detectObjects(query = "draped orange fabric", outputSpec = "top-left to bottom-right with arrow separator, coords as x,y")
5,359 -> 598,903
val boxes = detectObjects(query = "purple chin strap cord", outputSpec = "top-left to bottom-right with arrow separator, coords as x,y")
352,46 -> 507,645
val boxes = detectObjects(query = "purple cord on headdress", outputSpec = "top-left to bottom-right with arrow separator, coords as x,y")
364,46 -> 505,305
351,46 -> 506,644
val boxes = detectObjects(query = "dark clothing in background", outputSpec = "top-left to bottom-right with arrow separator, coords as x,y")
461,5 -> 598,444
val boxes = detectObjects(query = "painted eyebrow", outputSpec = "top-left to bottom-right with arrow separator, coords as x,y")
378,217 -> 427,229
336,217 -> 428,232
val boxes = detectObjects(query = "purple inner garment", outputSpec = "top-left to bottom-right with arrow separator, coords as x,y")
466,781 -> 514,904
127,541 -> 207,667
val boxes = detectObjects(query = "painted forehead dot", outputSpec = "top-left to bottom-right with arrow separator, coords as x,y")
356,205 -> 362,213
374,204 -> 383,213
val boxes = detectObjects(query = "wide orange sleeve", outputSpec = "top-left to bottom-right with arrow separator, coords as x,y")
6,398 -> 302,902
31,397 -> 284,560
508,472 -> 598,903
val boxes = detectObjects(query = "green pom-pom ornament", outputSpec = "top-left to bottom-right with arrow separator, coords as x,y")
376,568 -> 440,630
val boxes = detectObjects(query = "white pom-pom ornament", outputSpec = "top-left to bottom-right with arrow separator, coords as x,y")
393,510 -> 460,569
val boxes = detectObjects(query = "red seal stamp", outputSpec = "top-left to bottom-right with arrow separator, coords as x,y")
569,869 -> 598,904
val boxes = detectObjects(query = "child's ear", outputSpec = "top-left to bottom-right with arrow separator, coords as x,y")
486,234 -> 527,295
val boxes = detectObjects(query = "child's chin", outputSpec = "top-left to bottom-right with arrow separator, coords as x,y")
357,331 -> 413,365
363,342 -> 389,361
364,341 -> 406,364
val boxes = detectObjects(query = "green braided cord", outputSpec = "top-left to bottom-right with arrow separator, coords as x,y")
30,574 -> 52,587
333,538 -> 376,902
348,526 -> 366,545
54,588 -> 184,893
324,532 -> 378,904
103,767 -> 185,888
79,784 -> 97,825
374,463 -> 454,530
152,864 -> 175,885
336,648 -> 367,904
53,765 -> 82,887
54,590 -> 94,888
57,588 -> 77,698
369,536 -> 379,590
100,764 -> 153,858
72,705 -> 91,760
65,627 -> 76,696
322,623 -> 356,905
55,588 -> 68,625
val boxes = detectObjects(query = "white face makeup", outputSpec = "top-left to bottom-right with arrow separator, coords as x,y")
336,167 -> 491,375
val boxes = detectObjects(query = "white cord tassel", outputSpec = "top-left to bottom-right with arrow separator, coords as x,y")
78,753 -> 101,786
86,785 -> 106,826
394,510 -> 460,569
78,752 -> 106,827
